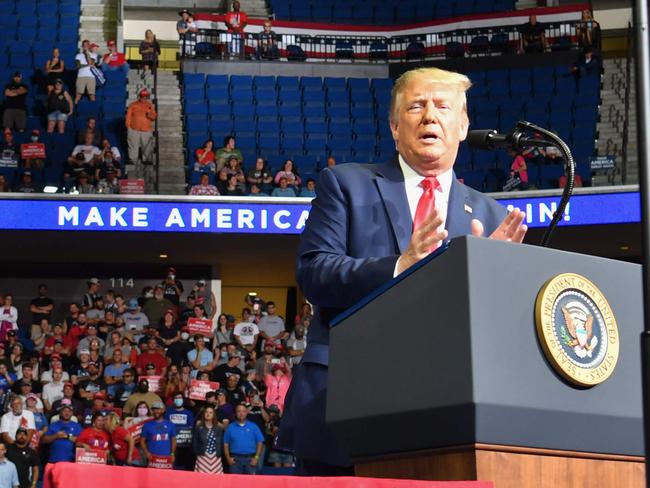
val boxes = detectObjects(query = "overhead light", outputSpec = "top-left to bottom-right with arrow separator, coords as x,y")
159,253 -> 168,259
619,245 -> 630,251
248,292 -> 257,296
43,185 -> 59,193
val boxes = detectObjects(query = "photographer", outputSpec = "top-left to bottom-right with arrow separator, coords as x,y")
160,267 -> 184,307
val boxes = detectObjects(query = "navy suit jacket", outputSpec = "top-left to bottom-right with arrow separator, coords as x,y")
278,159 -> 507,466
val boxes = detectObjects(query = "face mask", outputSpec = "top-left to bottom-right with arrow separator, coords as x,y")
31,136 -> 38,142
181,332 -> 189,341
137,407 -> 148,417
145,292 -> 154,298
221,351 -> 228,359
174,398 -> 183,407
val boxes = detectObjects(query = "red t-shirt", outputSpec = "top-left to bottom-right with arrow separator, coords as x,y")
225,11 -> 248,33
67,325 -> 86,349
136,352 -> 167,375
103,52 -> 126,67
195,148 -> 215,165
77,427 -> 111,450
111,426 -> 141,463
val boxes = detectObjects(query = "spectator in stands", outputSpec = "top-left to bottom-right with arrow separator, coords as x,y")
194,140 -> 216,173
105,412 -> 142,466
143,285 -> 174,326
577,9 -> 600,50
216,136 -> 243,172
177,9 -> 197,57
188,335 -> 213,379
246,158 -> 273,193
100,138 -> 122,165
77,117 -> 102,146
83,277 -> 101,311
141,401 -> 176,462
190,173 -> 219,196
76,411 -> 110,454
66,132 -> 101,176
46,79 -> 73,134
3,73 -> 27,133
223,156 -> 246,190
271,177 -> 296,197
102,40 -> 129,75
299,178 -> 317,197
14,171 -> 39,193
113,368 -> 137,408
326,155 -> 337,168
508,150 -> 528,191
123,379 -> 163,417
265,406 -> 293,468
42,401 -> 81,463
247,183 -> 267,196
274,159 -> 301,188
287,324 -> 307,369
160,267 -> 184,307
42,368 -> 65,412
0,442 -> 18,487
20,129 -> 46,170
233,319 -> 259,355
1,397 -> 35,445
75,40 -> 99,104
518,15 -> 546,54
123,298 -> 149,338
225,0 -> 248,59
97,167 -> 121,194
0,295 -> 17,333
0,129 -> 18,169
258,303 -> 288,345
257,20 -> 279,60
264,362 -> 291,413
126,88 -> 157,187
192,405 -> 224,473
139,30 -> 161,79
223,403 -> 263,475
45,48 -> 65,94
192,280 -> 216,321
571,47 -> 602,81
222,174 -> 244,196
29,284 -> 54,334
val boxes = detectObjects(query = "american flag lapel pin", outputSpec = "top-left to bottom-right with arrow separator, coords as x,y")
464,204 -> 473,214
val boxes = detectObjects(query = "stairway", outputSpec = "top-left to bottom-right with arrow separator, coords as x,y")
237,0 -> 269,19
596,58 -> 637,185
78,0 -> 117,48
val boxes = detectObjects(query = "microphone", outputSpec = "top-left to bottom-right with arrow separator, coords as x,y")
466,128 -> 553,151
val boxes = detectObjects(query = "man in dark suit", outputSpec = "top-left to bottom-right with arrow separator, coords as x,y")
278,67 -> 528,475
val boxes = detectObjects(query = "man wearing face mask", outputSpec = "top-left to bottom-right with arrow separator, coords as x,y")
123,378 -> 163,417
19,129 -> 46,170
166,328 -> 193,367
165,393 -> 194,469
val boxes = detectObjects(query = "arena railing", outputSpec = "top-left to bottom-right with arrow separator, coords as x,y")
178,20 -> 582,62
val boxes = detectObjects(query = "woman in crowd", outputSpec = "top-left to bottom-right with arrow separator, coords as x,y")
294,302 -> 312,326
100,138 -> 122,166
0,294 -> 18,335
509,149 -> 529,190
9,343 -> 24,372
159,310 -> 180,347
44,48 -> 65,94
214,314 -> 232,345
192,405 -> 224,474
194,140 -> 216,173
124,401 -> 152,429
88,338 -> 104,371
264,362 -> 292,413
577,9 -> 600,50
223,156 -> 246,191
274,159 -> 301,189
106,412 -> 144,466
46,79 -> 73,134
162,364 -> 187,405
139,29 -> 161,79
246,157 -> 273,194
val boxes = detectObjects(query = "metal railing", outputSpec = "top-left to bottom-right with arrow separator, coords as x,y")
153,57 -> 160,194
177,21 -> 584,62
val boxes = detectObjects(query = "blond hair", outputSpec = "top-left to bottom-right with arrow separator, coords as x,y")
389,67 -> 472,123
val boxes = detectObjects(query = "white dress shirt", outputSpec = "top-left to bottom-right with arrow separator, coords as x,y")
393,155 -> 454,276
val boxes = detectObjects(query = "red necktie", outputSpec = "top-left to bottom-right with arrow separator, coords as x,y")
413,176 -> 441,249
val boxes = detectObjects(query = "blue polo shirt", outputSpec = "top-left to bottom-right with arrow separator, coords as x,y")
0,459 -> 18,488
141,419 -> 176,456
45,420 -> 82,463
224,420 -> 263,455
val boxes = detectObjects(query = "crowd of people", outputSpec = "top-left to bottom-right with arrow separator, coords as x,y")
188,136 -> 328,197
0,270 -> 309,481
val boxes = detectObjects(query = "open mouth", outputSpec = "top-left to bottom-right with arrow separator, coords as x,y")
419,133 -> 440,142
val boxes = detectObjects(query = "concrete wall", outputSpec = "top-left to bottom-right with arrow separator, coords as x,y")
183,59 -> 389,78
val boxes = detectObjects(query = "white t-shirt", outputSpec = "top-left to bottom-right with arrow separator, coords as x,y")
40,370 -> 70,383
233,322 -> 259,345
76,52 -> 99,78
71,144 -> 101,163
0,410 -> 35,440
42,381 -> 65,406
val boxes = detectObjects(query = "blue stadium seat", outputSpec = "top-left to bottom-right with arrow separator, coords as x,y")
209,118 -> 233,136
279,104 -> 301,118
230,75 -> 253,89
206,85 -> 228,101
206,74 -> 228,87
256,105 -> 279,119
283,134 -> 304,153
277,76 -> 300,90
254,75 -> 276,90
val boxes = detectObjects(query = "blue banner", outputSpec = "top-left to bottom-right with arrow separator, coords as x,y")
0,192 -> 640,234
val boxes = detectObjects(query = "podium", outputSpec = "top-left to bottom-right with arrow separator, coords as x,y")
327,236 -> 644,488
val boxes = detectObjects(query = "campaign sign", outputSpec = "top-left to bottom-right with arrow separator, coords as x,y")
149,455 -> 174,469
119,179 -> 145,194
188,317 -> 213,337
126,418 -> 150,442
20,143 -> 46,159
144,375 -> 162,393
189,379 -> 220,400
75,447 -> 107,464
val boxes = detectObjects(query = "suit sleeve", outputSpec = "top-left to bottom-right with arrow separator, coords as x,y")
297,168 -> 398,310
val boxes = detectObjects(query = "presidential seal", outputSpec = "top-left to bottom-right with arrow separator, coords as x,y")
535,273 -> 619,387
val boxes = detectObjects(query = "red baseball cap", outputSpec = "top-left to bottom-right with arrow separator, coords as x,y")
107,40 -> 116,46
264,339 -> 276,348
64,382 -> 74,389
139,89 -> 150,98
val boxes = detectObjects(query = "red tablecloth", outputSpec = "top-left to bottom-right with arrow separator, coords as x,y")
44,462 -> 493,488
